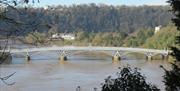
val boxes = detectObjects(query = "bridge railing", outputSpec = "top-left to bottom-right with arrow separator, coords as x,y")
4,46 -> 171,55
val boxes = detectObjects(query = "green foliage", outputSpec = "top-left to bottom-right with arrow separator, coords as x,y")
161,0 -> 180,91
0,4 -> 172,35
91,32 -> 126,46
161,64 -> 180,91
24,24 -> 178,49
25,32 -> 47,45
64,40 -> 73,45
167,0 -> 180,62
124,28 -> 154,47
102,66 -> 160,91
60,31 -> 127,46
144,25 -> 178,49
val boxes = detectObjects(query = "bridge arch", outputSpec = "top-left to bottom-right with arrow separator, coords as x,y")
121,51 -> 146,57
70,51 -> 113,57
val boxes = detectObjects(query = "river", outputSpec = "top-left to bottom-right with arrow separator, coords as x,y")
0,51 -> 170,91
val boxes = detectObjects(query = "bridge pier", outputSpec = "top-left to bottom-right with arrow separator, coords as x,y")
145,52 -> 153,60
25,51 -> 31,61
112,51 -> 121,62
60,56 -> 67,61
59,50 -> 67,61
112,55 -> 121,62
146,55 -> 152,60
162,54 -> 169,60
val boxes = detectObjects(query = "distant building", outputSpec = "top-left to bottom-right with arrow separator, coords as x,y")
154,25 -> 162,34
51,33 -> 60,39
60,33 -> 75,40
50,33 -> 75,40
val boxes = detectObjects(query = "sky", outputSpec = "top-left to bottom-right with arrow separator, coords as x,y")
33,0 -> 168,7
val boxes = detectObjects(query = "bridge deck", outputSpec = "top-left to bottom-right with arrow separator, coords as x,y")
1,46 -> 170,54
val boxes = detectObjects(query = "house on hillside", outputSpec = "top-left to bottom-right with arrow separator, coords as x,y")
50,33 -> 75,40
60,33 -> 75,40
51,33 -> 60,39
154,25 -> 162,34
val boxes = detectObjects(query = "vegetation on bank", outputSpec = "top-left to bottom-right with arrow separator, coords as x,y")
24,25 -> 178,50
25,32 -> 47,46
0,3 -> 175,49
143,25 -> 179,49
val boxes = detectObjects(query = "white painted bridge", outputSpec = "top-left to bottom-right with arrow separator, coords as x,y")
1,46 -> 171,61
7,46 -> 168,54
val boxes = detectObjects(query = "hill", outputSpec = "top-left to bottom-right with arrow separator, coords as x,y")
0,4 -> 172,36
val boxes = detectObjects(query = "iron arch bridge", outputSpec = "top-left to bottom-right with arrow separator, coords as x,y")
1,46 -> 171,62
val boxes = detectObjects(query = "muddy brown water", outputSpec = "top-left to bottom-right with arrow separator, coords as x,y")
0,52 -> 170,91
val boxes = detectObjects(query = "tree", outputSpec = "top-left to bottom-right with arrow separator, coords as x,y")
25,32 -> 47,45
161,64 -> 180,91
0,0 -> 40,85
102,66 -> 160,91
0,0 -> 42,60
143,25 -> 178,49
167,0 -> 180,61
161,0 -> 180,91
0,4 -> 172,35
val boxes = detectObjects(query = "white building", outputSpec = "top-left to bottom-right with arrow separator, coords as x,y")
51,33 -> 60,39
51,33 -> 75,40
60,34 -> 75,40
154,25 -> 162,34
